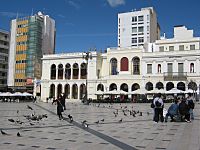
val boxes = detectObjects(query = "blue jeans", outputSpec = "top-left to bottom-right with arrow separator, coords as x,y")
189,109 -> 194,120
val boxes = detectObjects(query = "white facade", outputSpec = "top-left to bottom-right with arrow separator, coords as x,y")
118,7 -> 160,48
41,26 -> 200,102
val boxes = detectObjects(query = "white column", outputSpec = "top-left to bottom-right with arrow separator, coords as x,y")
55,84 -> 57,98
77,84 -> 80,100
70,84 -> 73,99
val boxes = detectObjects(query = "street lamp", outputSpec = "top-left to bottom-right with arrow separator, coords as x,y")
82,51 -> 92,103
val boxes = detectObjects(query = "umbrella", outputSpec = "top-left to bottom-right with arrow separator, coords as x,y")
12,92 -> 23,96
22,92 -> 33,96
95,90 -> 104,95
184,89 -> 197,94
146,88 -> 165,94
165,88 -> 184,94
0,92 -> 12,96
119,90 -> 128,95
129,89 -> 144,94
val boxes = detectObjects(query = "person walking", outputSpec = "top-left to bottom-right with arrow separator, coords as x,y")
153,93 -> 164,123
52,96 -> 64,120
186,93 -> 195,120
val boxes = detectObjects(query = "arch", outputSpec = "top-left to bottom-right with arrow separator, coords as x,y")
145,82 -> 153,91
188,81 -> 197,90
120,83 -> 128,92
110,58 -> 118,75
80,84 -> 86,99
49,84 -> 55,98
57,84 -> 62,98
65,63 -> 71,79
58,64 -> 64,79
50,64 -> 56,79
132,83 -> 140,91
73,63 -> 79,79
109,83 -> 117,91
158,64 -> 161,73
156,82 -> 164,89
190,63 -> 194,73
177,82 -> 185,91
72,84 -> 78,99
132,57 -> 140,75
64,84 -> 70,99
120,57 -> 128,71
80,63 -> 87,79
166,82 -> 174,91
97,84 -> 104,91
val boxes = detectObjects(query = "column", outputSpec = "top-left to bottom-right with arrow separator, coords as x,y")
77,84 -> 80,100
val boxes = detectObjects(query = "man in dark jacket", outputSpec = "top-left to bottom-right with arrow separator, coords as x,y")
165,99 -> 179,122
179,98 -> 190,122
153,93 -> 164,122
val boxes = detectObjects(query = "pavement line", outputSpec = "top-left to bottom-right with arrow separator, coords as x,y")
34,103 -> 138,150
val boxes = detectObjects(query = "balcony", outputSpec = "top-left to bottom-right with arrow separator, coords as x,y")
164,72 -> 187,81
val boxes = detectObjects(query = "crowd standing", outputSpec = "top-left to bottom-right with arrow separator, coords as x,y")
152,93 -> 195,123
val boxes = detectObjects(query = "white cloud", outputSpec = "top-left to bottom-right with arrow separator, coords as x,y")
106,0 -> 125,7
65,0 -> 80,9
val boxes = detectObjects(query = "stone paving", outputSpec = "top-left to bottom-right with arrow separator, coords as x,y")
0,101 -> 199,150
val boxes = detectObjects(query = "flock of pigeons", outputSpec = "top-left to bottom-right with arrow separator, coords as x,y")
1,103 -> 150,136
1,105 -> 48,137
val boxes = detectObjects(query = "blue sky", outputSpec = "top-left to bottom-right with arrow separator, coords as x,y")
0,0 -> 200,53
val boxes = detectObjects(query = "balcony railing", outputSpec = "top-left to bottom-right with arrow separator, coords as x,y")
164,72 -> 187,81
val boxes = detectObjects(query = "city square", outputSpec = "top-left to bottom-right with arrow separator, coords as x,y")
0,101 -> 199,150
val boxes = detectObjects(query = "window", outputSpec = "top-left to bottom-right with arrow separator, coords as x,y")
190,63 -> 194,73
159,46 -> 164,52
132,38 -> 137,44
147,64 -> 152,74
190,45 -> 195,50
120,57 -> 129,71
133,57 -> 140,74
138,26 -> 144,32
132,27 -> 137,33
158,64 -> 161,73
147,15 -> 149,21
119,28 -> 120,34
167,63 -> 173,74
138,16 -> 144,21
169,46 -> 174,51
118,39 -> 120,45
119,18 -> 120,24
110,58 -> 118,75
132,16 -> 137,22
179,45 -> 184,51
138,37 -> 144,43
178,63 -> 184,75
147,25 -> 149,31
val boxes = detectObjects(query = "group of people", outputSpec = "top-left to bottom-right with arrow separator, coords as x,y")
152,93 -> 195,123
52,93 -> 66,120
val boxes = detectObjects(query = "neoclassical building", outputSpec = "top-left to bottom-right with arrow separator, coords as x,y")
41,26 -> 200,101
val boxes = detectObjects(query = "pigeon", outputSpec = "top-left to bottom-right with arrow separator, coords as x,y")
17,110 -> 19,114
82,120 -> 88,128
8,118 -> 15,123
147,112 -> 150,116
124,112 -> 127,116
94,120 -> 99,124
139,112 -> 143,116
68,114 -> 73,122
30,123 -> 34,126
16,120 -> 24,124
132,113 -> 136,117
1,130 -> 7,135
17,132 -> 21,137
137,110 -> 140,114
27,105 -> 33,110
82,120 -> 87,124
118,118 -> 123,123
101,119 -> 104,122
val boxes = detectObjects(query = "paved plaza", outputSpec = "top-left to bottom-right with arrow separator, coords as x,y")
0,101 -> 199,150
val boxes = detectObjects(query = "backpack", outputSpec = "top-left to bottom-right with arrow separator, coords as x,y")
155,100 -> 161,107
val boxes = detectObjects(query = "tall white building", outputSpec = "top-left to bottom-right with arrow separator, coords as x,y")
118,7 -> 160,48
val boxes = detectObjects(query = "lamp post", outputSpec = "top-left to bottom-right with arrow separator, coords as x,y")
82,51 -> 92,103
